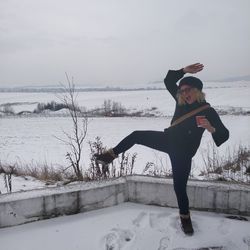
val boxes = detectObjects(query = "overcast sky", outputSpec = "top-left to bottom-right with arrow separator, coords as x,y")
0,0 -> 250,87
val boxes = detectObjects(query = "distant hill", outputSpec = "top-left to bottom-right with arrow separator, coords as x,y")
1,74 -> 249,93
150,75 -> 250,84
149,75 -> 250,84
209,75 -> 250,82
0,85 -> 164,93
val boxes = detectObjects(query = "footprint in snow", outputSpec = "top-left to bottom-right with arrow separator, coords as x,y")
217,218 -> 231,235
132,211 -> 171,231
103,228 -> 134,250
243,235 -> 250,246
157,236 -> 170,250
149,212 -> 170,233
132,211 -> 148,228
105,233 -> 119,250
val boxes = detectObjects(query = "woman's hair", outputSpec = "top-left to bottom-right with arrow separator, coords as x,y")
177,88 -> 206,105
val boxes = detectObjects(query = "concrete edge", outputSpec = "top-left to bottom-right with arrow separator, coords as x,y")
0,175 -> 249,228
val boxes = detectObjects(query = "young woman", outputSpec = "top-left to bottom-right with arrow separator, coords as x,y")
94,63 -> 229,235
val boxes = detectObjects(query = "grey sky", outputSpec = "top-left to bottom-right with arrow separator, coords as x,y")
0,0 -> 250,86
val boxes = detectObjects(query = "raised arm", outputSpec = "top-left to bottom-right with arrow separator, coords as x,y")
164,69 -> 185,100
164,63 -> 204,100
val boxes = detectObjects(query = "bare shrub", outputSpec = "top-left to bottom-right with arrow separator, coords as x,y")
86,137 -> 137,181
200,143 -> 250,184
2,104 -> 15,115
143,161 -> 172,177
103,99 -> 112,116
99,99 -> 127,117
201,143 -> 222,175
141,151 -> 172,178
111,101 -> 126,116
34,101 -> 69,113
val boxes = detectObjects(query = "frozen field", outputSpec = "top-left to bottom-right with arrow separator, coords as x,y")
0,115 -> 249,173
0,202 -> 250,250
0,83 -> 250,249
0,81 -> 250,192
0,81 -> 250,116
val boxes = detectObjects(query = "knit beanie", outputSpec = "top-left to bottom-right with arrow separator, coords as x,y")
179,76 -> 203,90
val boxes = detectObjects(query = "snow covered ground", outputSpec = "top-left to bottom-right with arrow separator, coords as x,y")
0,202 -> 249,250
0,81 -> 250,193
0,82 -> 250,249
0,116 -> 249,183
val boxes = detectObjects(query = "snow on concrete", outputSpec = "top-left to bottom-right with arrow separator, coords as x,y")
0,202 -> 249,250
0,177 -> 126,203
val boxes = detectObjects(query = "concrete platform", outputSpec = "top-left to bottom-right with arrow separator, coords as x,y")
0,175 -> 249,228
1,203 -> 250,250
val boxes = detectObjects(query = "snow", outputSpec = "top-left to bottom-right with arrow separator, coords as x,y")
0,80 -> 250,193
0,82 -> 250,249
0,116 -> 249,177
0,174 -> 51,194
0,202 -> 249,250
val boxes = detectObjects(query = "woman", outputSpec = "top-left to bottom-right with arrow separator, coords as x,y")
94,63 -> 229,235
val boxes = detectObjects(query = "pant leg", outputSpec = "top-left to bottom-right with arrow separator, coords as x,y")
113,130 -> 170,155
169,154 -> 192,215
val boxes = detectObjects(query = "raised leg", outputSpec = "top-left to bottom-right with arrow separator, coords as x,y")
113,130 -> 169,155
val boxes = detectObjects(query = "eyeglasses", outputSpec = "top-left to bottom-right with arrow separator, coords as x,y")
178,87 -> 193,95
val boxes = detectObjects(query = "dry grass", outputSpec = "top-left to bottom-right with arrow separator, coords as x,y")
0,161 -> 73,185
200,143 -> 250,184
1,141 -> 249,194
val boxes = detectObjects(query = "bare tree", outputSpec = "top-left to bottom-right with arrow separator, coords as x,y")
56,73 -> 88,181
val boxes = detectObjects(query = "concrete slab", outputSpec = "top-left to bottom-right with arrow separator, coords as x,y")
0,175 -> 249,228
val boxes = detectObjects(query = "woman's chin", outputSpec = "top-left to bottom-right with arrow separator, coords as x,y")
186,100 -> 193,104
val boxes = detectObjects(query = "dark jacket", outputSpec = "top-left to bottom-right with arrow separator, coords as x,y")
164,69 -> 229,156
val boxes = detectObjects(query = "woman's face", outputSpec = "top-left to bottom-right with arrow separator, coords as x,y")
179,85 -> 197,104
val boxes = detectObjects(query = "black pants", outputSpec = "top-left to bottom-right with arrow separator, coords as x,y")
113,130 -> 192,215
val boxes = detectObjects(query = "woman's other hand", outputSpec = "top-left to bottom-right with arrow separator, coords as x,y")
199,118 -> 216,133
183,63 -> 204,74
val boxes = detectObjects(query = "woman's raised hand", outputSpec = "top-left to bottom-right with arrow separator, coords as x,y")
183,63 -> 204,74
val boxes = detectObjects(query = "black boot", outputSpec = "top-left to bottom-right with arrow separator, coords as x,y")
94,149 -> 117,165
180,214 -> 194,235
